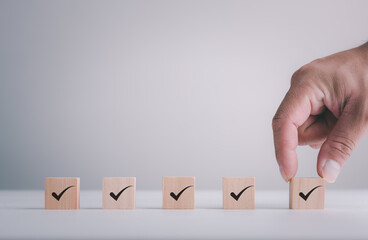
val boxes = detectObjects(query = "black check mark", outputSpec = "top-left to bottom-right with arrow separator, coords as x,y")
110,185 -> 133,201
52,185 -> 75,201
299,185 -> 323,201
230,185 -> 254,201
170,185 -> 193,201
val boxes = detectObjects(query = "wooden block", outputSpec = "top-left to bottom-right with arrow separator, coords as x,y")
222,177 -> 255,209
102,177 -> 136,209
162,176 -> 195,209
45,177 -> 80,209
289,178 -> 325,209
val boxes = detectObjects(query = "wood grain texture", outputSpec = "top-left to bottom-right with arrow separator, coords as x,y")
102,177 -> 136,209
223,177 -> 255,209
45,178 -> 80,209
162,177 -> 195,209
289,178 -> 325,209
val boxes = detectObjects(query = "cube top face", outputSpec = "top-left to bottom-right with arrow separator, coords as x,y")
223,177 -> 255,209
102,177 -> 136,209
162,177 -> 195,209
289,178 -> 325,209
45,178 -> 80,209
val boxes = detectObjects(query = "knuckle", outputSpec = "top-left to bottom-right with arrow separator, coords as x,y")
290,70 -> 301,85
327,134 -> 356,160
291,64 -> 313,85
291,62 -> 323,86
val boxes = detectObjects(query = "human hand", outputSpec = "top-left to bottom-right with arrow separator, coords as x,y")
272,42 -> 368,183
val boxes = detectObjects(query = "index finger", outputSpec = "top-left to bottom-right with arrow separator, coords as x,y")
272,87 -> 313,181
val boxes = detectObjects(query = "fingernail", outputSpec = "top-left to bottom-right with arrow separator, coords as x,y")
279,166 -> 289,182
322,159 -> 341,183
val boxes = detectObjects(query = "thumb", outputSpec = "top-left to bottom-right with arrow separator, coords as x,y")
317,99 -> 368,183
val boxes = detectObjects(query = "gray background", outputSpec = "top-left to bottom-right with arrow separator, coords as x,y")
0,0 -> 367,190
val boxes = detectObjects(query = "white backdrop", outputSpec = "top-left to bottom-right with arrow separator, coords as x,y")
0,0 -> 367,190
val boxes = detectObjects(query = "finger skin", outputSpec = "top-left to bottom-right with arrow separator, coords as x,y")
310,143 -> 322,149
272,84 -> 322,181
298,110 -> 336,146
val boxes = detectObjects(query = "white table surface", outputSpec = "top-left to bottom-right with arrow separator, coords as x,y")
1,190 -> 368,239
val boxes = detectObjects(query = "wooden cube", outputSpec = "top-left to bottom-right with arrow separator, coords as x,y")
45,177 -> 80,209
289,178 -> 325,209
222,177 -> 255,209
162,177 -> 195,209
102,177 -> 136,209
